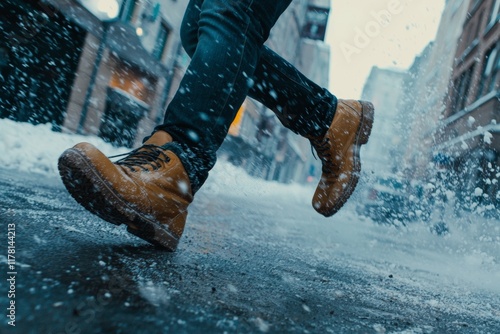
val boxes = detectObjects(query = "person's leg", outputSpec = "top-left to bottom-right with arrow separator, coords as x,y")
58,0 -> 374,250
178,0 -> 202,57
57,0 -> 301,251
179,0 -> 336,140
177,0 -> 374,218
156,0 -> 294,193
248,46 -> 337,138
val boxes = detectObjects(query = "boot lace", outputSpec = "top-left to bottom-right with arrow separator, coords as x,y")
311,138 -> 336,174
108,145 -> 170,172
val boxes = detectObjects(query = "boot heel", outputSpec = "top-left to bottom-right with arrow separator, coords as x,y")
358,101 -> 374,145
126,212 -> 184,251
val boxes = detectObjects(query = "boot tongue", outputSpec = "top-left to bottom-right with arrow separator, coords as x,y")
144,131 -> 173,146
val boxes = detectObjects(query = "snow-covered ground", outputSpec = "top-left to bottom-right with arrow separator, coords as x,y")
1,118 -> 499,307
0,119 -> 128,175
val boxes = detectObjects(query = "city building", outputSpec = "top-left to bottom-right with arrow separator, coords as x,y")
360,66 -> 407,177
433,0 -> 500,208
0,0 -> 188,148
397,41 -> 434,172
400,0 -> 472,180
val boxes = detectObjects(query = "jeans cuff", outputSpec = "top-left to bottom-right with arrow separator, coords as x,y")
163,142 -> 208,195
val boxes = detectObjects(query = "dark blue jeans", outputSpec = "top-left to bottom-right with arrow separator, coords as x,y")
156,0 -> 337,192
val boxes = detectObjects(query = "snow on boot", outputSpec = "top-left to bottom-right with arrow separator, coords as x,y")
58,131 -> 193,251
309,99 -> 375,217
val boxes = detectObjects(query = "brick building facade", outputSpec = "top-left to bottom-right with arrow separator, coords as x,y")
400,0 -> 471,180
435,0 -> 499,209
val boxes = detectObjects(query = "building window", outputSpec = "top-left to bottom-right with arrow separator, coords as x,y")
477,43 -> 500,98
451,65 -> 475,114
301,7 -> 329,41
121,0 -> 138,23
463,10 -> 483,51
109,57 -> 156,104
488,0 -> 500,27
152,22 -> 170,60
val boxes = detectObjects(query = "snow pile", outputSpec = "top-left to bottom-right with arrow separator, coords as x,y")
201,160 -> 314,205
0,119 -> 128,175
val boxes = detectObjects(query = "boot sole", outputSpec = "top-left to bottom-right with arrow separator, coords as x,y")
323,100 -> 375,217
58,148 -> 180,251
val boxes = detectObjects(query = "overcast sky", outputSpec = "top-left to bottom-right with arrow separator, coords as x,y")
325,0 -> 446,99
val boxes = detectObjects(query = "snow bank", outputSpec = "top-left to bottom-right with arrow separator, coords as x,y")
201,160 -> 314,205
0,119 -> 128,175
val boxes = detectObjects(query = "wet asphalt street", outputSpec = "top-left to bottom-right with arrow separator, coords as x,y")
0,167 -> 499,334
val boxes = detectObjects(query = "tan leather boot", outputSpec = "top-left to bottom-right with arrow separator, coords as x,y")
58,131 -> 193,251
310,99 -> 374,217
